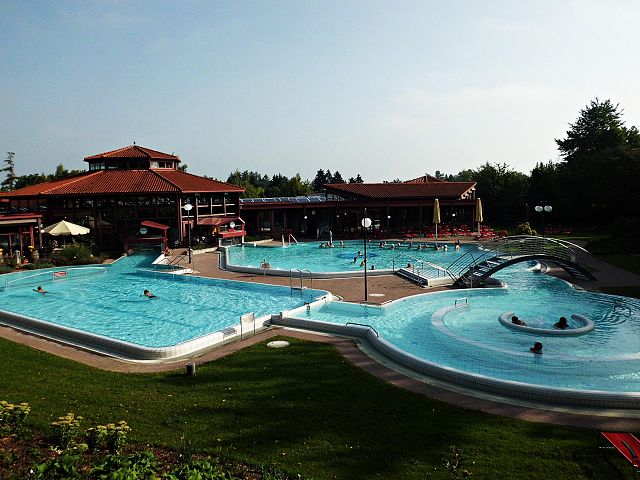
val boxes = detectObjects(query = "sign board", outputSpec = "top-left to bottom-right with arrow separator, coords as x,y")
53,271 -> 67,278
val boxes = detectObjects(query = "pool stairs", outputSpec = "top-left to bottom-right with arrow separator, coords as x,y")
397,268 -> 454,287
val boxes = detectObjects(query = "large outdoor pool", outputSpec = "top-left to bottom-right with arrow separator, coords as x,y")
227,240 -> 473,273
291,263 -> 640,396
0,254 -> 326,349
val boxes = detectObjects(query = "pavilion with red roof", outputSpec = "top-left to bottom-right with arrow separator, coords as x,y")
0,146 -> 245,252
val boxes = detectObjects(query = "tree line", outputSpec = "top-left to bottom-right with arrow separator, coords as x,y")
3,98 -> 638,229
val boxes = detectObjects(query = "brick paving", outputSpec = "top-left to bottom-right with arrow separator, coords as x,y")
2,247 -> 640,429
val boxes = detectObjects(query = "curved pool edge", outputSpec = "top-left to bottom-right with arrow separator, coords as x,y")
0,294 -> 331,362
270,314 -> 640,410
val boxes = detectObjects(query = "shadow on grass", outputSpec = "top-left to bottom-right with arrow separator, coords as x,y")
0,336 -> 630,479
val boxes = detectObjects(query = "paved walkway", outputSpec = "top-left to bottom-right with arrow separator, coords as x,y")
2,245 -> 640,430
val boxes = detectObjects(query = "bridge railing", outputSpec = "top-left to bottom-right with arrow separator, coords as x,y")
445,235 -> 591,282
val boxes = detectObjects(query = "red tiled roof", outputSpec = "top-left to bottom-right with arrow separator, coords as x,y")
3,170 -> 244,197
324,182 -> 476,200
405,174 -> 446,183
84,145 -> 180,161
155,170 -> 243,193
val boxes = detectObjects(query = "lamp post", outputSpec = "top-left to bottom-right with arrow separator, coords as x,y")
534,204 -> 552,237
183,203 -> 193,263
361,208 -> 372,302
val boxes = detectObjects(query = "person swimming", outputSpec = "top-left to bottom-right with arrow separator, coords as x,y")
33,286 -> 47,295
143,289 -> 157,299
554,316 -> 569,329
511,315 -> 527,326
530,342 -> 543,354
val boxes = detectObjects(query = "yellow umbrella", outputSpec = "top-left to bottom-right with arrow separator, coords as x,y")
433,198 -> 441,238
475,198 -> 483,234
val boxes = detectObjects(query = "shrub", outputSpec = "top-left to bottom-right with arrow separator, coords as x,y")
89,451 -> 159,479
52,244 -> 94,266
50,413 -> 83,448
514,222 -> 537,236
0,400 -> 30,434
0,265 -> 12,274
168,459 -> 230,479
31,449 -> 83,479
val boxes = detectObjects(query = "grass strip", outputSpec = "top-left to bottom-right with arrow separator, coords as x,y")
0,336 -> 632,479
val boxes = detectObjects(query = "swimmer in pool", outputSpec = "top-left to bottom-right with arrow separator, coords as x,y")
530,342 -> 543,354
33,286 -> 47,295
143,289 -> 157,299
554,316 -> 569,329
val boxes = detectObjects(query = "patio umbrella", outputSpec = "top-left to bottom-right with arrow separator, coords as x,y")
43,220 -> 90,245
475,198 -> 483,234
433,198 -> 441,239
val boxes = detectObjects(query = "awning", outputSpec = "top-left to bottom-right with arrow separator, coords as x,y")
141,220 -> 170,231
197,216 -> 244,226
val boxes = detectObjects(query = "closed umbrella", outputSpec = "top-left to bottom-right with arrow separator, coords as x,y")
475,198 -> 483,234
433,198 -> 441,239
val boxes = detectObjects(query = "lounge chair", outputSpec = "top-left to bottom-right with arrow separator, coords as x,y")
601,432 -> 640,478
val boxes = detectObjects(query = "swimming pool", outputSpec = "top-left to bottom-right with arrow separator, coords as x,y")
0,254 -> 327,359
276,264 -> 640,408
225,240 -> 472,275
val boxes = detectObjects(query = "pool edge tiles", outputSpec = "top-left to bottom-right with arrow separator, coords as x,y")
272,313 -> 640,409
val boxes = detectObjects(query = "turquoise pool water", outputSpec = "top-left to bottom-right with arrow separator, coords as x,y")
228,241 -> 472,273
0,255 -> 326,348
299,265 -> 640,392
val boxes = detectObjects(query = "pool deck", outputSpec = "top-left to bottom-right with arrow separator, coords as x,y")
2,246 -> 640,430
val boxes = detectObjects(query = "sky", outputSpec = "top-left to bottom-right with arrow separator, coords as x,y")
2,1 -> 640,182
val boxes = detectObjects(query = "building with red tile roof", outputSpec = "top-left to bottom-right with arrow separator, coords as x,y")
0,146 -> 245,252
239,180 -> 478,239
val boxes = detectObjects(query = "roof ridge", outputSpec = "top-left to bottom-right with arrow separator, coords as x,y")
149,169 -> 182,191
163,170 -> 244,190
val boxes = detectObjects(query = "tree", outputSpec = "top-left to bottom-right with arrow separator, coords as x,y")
178,163 -> 188,172
555,98 -> 640,224
331,171 -> 345,183
1,152 -> 16,191
226,170 -> 270,198
312,169 -> 328,192
348,174 -> 364,183
556,99 -> 639,162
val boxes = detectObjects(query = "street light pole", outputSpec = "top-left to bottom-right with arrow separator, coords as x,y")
183,203 -> 193,264
361,208 -> 372,302
534,204 -> 552,237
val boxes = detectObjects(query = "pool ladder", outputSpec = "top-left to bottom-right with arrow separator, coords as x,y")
290,269 -> 313,292
454,297 -> 468,307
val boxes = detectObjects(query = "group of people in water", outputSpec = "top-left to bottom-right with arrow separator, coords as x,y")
510,315 -> 571,354
34,285 -> 158,300
319,240 -> 344,248
376,239 -> 461,251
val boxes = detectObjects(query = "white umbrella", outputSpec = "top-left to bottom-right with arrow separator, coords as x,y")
43,220 -> 90,236
433,198 -> 441,239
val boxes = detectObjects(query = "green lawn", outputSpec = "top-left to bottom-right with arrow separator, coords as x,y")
597,254 -> 640,276
0,336 -> 632,479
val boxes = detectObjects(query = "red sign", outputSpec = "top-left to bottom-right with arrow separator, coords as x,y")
53,271 -> 67,278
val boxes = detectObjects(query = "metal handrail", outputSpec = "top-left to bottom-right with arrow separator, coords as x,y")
445,235 -> 592,283
302,269 -> 312,291
346,322 -> 379,337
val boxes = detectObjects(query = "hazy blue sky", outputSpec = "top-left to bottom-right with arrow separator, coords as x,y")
2,1 -> 640,182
